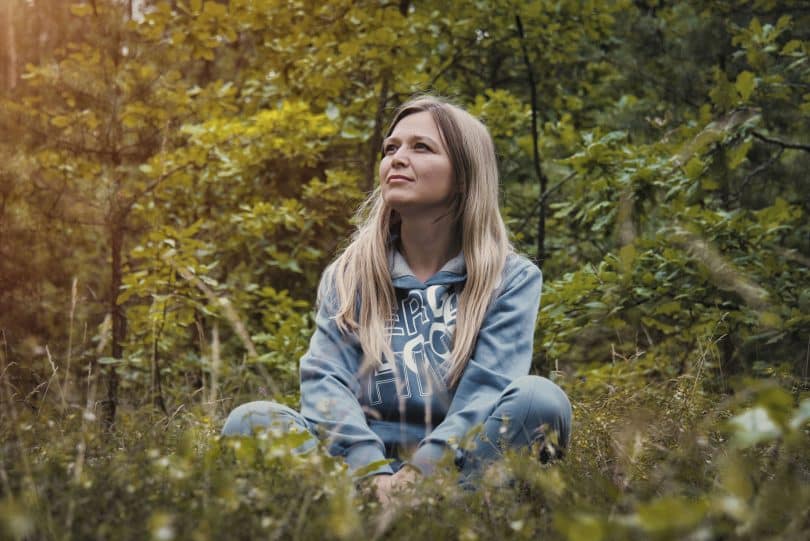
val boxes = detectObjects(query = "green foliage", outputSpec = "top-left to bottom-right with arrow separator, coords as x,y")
1,0 -> 809,538
1,365 -> 808,540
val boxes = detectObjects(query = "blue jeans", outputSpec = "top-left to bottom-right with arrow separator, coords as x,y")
221,375 -> 572,475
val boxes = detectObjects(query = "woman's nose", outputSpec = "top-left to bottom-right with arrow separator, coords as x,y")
391,147 -> 409,167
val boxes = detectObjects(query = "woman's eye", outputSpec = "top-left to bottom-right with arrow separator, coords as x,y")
414,142 -> 430,151
383,144 -> 398,155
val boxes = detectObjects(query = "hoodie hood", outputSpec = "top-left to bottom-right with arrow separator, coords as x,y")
388,245 -> 467,290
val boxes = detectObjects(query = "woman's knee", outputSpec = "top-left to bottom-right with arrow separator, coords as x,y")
221,400 -> 301,437
507,375 -> 572,446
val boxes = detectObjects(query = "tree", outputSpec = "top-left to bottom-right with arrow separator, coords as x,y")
1,0 -> 202,424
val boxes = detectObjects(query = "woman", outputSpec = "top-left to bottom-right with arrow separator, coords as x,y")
222,96 -> 572,501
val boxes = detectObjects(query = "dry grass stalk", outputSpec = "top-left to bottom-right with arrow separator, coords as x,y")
671,225 -> 770,310
63,276 -> 78,407
210,321 -> 220,418
167,257 -> 280,398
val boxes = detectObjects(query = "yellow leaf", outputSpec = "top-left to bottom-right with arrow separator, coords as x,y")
51,115 -> 71,128
70,3 -> 93,17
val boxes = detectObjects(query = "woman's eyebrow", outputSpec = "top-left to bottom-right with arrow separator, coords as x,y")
382,134 -> 439,146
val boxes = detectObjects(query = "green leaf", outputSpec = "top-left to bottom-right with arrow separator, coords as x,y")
584,301 -> 608,311
701,177 -> 720,191
655,301 -> 681,316
637,497 -> 708,534
554,513 -> 606,541
684,157 -> 704,179
618,244 -> 636,274
735,71 -> 756,101
352,459 -> 394,479
781,39 -> 802,55
709,68 -> 735,110
726,140 -> 752,170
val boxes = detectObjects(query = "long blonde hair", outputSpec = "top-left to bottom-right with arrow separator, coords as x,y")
327,96 -> 511,389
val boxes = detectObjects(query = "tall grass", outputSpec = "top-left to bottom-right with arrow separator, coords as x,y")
1,294 -> 808,540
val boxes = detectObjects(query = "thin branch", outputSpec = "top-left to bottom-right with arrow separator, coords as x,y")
122,163 -> 187,212
734,148 -> 783,199
514,171 -> 576,238
427,49 -> 464,88
515,14 -> 550,266
752,131 -> 810,152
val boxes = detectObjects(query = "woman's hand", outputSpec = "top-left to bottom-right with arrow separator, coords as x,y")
371,466 -> 421,505
368,467 -> 423,536
371,474 -> 396,505
390,465 -> 419,489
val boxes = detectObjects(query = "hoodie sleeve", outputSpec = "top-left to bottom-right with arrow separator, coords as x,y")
409,256 -> 543,475
299,268 -> 394,476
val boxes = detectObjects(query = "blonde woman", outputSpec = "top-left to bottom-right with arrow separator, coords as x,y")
222,96 -> 572,501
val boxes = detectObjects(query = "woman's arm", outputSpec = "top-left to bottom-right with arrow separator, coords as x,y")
300,268 -> 394,476
408,256 -> 543,475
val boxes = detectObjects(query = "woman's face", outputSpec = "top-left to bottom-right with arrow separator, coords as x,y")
379,111 -> 456,218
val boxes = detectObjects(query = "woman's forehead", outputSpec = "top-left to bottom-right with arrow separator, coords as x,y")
389,111 -> 441,138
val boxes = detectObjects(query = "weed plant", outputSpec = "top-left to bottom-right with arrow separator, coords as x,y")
1,337 -> 808,541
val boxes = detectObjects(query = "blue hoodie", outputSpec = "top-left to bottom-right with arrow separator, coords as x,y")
299,248 -> 542,476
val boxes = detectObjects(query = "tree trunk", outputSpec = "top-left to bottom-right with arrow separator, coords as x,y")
102,218 -> 124,429
365,75 -> 390,192
103,29 -> 126,429
4,0 -> 17,90
515,15 -> 549,267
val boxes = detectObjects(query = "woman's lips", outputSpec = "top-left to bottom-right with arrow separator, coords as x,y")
387,175 -> 414,183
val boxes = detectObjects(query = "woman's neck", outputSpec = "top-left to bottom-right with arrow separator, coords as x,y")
398,214 -> 461,283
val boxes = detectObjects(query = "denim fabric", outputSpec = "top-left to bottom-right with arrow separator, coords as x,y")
456,375 -> 572,475
222,374 -> 571,477
221,401 -> 318,455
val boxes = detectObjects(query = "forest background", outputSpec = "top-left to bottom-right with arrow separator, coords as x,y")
0,0 -> 808,539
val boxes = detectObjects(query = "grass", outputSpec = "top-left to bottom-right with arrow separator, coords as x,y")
1,296 -> 808,541
1,333 -> 808,541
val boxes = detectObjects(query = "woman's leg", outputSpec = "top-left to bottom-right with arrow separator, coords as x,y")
221,401 -> 318,454
460,375 -> 572,474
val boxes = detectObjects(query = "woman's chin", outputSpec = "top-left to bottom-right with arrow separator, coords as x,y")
382,193 -> 414,211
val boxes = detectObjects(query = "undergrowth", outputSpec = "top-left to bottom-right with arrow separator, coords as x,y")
1,344 -> 808,541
